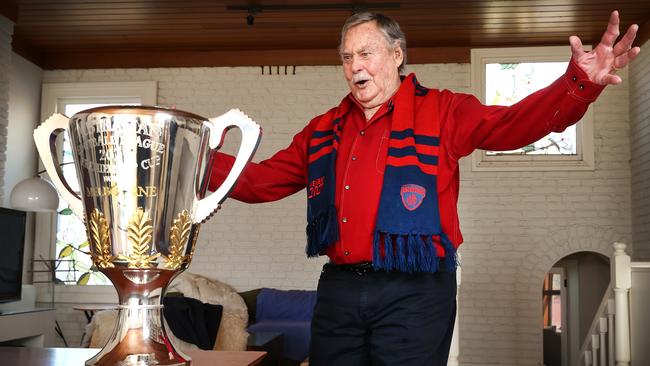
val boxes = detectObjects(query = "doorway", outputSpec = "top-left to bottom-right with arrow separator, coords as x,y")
542,252 -> 609,366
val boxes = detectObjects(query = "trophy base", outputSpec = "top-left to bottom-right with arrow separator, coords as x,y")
85,306 -> 190,366
86,333 -> 188,365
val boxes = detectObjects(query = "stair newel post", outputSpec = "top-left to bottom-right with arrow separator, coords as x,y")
611,242 -> 631,366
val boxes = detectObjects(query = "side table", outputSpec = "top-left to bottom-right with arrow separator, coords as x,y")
247,332 -> 283,366
72,303 -> 118,345
72,303 -> 119,323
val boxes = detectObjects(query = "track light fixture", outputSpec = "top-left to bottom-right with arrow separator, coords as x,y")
246,6 -> 259,26
227,3 -> 401,26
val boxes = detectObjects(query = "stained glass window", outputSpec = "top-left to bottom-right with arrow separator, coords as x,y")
484,62 -> 577,156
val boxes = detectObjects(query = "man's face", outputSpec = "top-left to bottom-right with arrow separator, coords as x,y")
340,21 -> 403,110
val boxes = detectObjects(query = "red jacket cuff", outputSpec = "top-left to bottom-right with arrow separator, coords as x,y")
562,57 -> 606,102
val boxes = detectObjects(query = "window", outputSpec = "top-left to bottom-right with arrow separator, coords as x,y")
542,272 -> 563,330
36,82 -> 157,287
470,47 -> 594,171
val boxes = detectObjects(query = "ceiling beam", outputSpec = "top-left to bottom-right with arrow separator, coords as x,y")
35,47 -> 471,70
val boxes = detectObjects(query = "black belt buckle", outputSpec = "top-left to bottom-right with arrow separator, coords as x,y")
339,262 -> 375,276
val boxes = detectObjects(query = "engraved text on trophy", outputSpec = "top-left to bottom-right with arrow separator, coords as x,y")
75,115 -> 166,182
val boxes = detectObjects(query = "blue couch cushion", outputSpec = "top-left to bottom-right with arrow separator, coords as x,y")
248,320 -> 311,362
255,288 -> 316,322
250,288 -> 317,361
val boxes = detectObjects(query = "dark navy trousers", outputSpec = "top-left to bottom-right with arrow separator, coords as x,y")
309,263 -> 457,366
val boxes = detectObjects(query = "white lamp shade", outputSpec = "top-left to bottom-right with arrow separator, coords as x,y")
10,177 -> 60,212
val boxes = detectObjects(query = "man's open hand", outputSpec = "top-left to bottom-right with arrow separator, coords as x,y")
570,10 -> 640,85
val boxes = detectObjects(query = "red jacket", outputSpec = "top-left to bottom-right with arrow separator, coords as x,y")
209,59 -> 604,264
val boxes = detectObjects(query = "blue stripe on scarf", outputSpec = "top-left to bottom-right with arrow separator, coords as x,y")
390,130 -> 440,147
411,76 -> 429,96
387,147 -> 439,165
308,139 -> 334,155
389,129 -> 415,139
414,135 -> 440,146
312,130 -> 333,138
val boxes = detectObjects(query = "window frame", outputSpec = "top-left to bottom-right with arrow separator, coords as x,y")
470,46 -> 595,172
34,81 -> 156,302
542,272 -> 562,328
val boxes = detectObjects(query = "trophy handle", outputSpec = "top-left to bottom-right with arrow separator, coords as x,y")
193,109 -> 261,223
33,113 -> 85,218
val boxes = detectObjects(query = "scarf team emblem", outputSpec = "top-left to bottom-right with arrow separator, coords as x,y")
400,184 -> 426,211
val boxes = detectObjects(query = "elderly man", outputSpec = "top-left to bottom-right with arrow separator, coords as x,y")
210,11 -> 639,366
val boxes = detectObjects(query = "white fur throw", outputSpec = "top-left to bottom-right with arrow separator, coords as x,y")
87,272 -> 249,351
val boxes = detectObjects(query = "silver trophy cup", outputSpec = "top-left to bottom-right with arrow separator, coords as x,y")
34,106 -> 261,365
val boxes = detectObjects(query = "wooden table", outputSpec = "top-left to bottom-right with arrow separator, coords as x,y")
0,347 -> 266,366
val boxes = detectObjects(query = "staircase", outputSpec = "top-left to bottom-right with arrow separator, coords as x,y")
579,243 -> 650,366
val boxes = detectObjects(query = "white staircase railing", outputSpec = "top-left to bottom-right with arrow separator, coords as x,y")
578,285 -> 614,366
579,242 -> 650,366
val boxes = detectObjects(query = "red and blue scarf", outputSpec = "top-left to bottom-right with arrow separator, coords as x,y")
306,74 -> 456,273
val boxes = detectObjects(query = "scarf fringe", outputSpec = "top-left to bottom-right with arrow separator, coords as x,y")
424,236 -> 439,273
439,232 -> 458,272
372,231 -> 457,273
305,205 -> 339,257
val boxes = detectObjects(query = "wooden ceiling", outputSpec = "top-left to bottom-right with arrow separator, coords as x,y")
2,0 -> 650,70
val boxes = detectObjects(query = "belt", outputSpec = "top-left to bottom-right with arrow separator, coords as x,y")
328,259 -> 452,275
329,262 -> 377,275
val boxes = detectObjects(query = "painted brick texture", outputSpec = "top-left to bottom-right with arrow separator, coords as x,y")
0,17 -> 13,201
630,39 -> 650,261
43,63 -> 632,365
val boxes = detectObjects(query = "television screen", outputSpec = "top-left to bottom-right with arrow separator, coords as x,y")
0,207 -> 26,303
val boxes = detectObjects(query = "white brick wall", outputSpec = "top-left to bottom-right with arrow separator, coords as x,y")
630,39 -> 650,261
42,62 -> 632,364
0,16 -> 14,201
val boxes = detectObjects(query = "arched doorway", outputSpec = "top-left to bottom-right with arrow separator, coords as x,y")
542,251 -> 609,366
